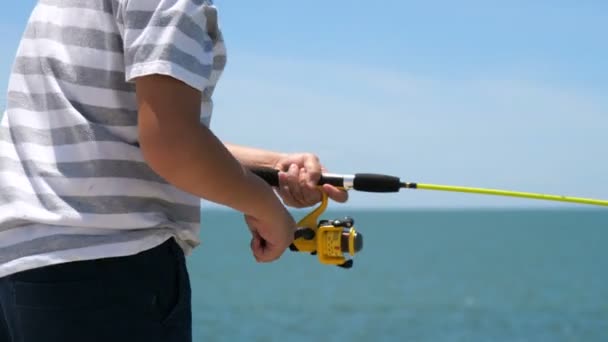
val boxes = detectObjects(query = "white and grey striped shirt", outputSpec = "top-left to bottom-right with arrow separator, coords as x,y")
0,0 -> 227,277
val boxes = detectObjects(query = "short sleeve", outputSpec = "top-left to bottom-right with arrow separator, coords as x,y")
119,0 -> 215,91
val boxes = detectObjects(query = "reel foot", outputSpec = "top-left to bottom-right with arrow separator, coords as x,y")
338,260 -> 353,269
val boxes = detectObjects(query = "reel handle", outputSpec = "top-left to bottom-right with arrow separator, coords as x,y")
249,166 -> 402,193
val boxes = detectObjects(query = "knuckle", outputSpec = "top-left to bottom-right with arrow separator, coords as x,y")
277,161 -> 289,170
307,153 -> 319,161
308,168 -> 321,178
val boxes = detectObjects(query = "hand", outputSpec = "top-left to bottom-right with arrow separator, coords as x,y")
244,204 -> 296,263
274,153 -> 349,208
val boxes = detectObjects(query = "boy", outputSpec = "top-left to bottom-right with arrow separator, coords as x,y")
0,1 -> 347,341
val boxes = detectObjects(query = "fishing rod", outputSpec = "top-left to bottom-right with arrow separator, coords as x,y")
251,167 -> 608,206
250,167 -> 608,269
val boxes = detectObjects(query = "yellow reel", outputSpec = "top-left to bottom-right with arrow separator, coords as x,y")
289,193 -> 363,269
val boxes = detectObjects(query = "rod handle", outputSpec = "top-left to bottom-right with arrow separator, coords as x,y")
249,167 -> 344,188
353,173 -> 402,193
249,167 -> 402,193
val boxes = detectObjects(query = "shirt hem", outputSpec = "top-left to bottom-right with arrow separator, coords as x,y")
0,232 -> 190,278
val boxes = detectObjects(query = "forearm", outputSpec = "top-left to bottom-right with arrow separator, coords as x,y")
225,143 -> 287,169
140,118 -> 281,217
135,74 -> 284,217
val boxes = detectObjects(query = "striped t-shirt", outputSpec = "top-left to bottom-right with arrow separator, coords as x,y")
0,0 -> 227,277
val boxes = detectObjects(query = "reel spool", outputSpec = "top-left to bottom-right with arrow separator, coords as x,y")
289,192 -> 363,269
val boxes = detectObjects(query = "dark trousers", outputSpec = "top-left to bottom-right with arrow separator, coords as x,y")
0,238 -> 192,342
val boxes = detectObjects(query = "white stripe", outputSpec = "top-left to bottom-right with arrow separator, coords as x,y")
1,114 -> 10,129
4,107 -> 90,130
0,201 -> 199,230
0,171 -> 48,197
125,0 -> 213,18
0,171 -> 199,207
208,69 -> 222,85
126,60 -> 209,91
0,222 -> 198,250
201,101 -> 213,121
0,140 -> 145,163
214,41 -> 226,56
9,74 -> 135,111
17,37 -> 124,72
31,3 -> 118,33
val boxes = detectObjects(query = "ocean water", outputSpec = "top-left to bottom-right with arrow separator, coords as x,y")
187,208 -> 608,341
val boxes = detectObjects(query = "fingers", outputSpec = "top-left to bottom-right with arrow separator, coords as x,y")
253,240 -> 288,263
277,166 -> 299,208
303,154 -> 322,186
250,230 -> 281,263
250,234 -> 263,262
277,164 -> 322,208
322,184 -> 349,203
285,164 -> 305,205
273,153 -> 349,208
245,215 -> 262,262
246,215 -> 286,263
299,168 -> 323,204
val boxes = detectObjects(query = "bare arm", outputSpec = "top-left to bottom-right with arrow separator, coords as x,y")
135,75 -> 282,217
224,143 -> 288,169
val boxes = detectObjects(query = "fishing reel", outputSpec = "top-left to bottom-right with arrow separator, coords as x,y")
289,192 -> 363,269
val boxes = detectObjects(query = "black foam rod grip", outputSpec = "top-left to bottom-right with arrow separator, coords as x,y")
353,173 -> 402,193
249,167 -> 280,187
249,167 -> 344,188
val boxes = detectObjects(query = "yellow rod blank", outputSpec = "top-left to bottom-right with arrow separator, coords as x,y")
414,183 -> 608,207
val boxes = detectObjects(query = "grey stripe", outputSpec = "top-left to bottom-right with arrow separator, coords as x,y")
215,29 -> 225,44
24,22 -> 122,53
204,5 -> 221,43
13,56 -> 133,92
0,187 -> 200,223
0,230 -> 172,265
0,157 -> 166,184
191,0 -> 214,6
214,55 -> 227,70
0,124 -> 129,146
39,0 -> 115,13
202,88 -> 214,101
7,91 -> 138,126
8,91 -> 68,112
0,219 -> 32,231
125,10 -> 213,52
126,44 -> 212,79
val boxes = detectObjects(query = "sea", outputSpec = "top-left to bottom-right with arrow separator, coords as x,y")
187,208 -> 608,341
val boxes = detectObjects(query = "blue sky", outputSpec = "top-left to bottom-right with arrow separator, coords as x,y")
1,1 -> 607,209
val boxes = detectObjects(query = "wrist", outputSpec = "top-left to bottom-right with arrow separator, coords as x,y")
241,169 -> 285,217
225,143 -> 287,169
